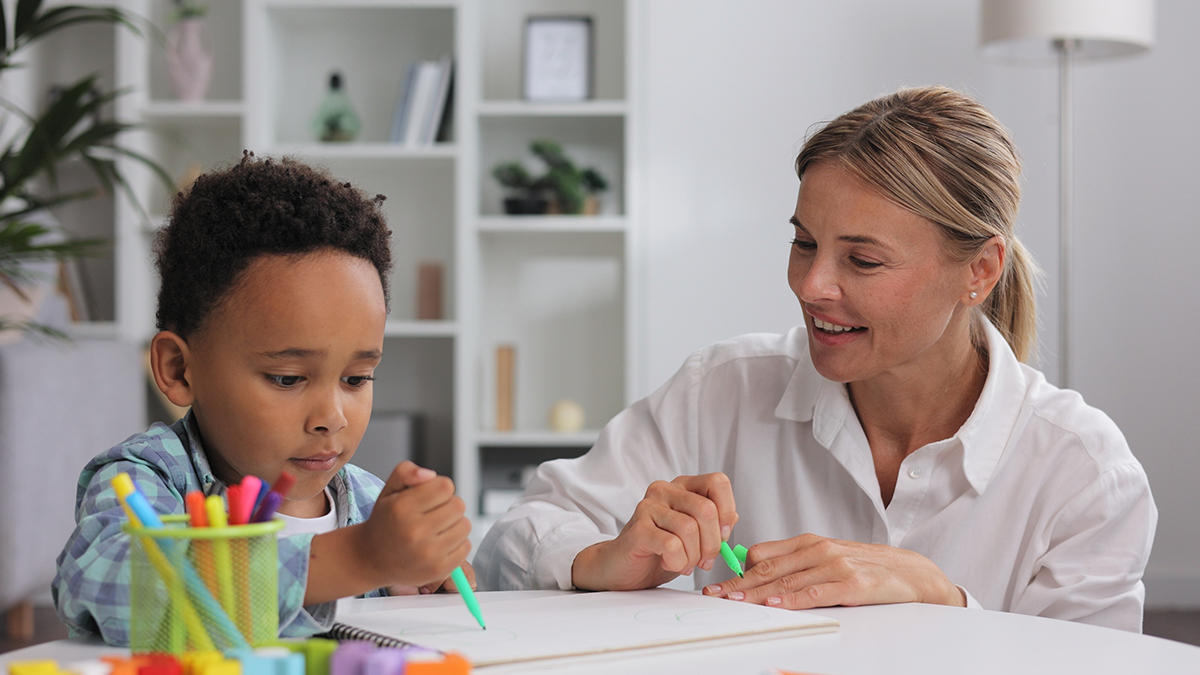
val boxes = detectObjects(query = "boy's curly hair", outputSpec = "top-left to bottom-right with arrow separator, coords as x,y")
154,152 -> 393,338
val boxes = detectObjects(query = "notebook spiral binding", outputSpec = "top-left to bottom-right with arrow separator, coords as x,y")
317,622 -> 440,652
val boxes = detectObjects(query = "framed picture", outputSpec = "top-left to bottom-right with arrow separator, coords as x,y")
523,17 -> 593,101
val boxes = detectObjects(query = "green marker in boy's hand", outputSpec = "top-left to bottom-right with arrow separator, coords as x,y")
719,541 -> 744,577
451,566 -> 486,630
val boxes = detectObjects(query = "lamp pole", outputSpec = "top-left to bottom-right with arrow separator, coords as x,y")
1056,38 -> 1077,389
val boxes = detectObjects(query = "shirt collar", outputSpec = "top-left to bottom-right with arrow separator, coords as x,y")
774,318 -> 1029,495
953,317 -> 1029,495
173,409 -> 221,495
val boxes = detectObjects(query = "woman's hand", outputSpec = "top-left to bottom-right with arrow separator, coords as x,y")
701,534 -> 965,609
571,473 -> 738,591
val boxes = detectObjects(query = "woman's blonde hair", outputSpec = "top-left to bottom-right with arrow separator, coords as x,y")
795,85 -> 1039,363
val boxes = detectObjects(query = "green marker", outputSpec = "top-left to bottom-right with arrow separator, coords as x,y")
719,541 -> 744,577
733,544 -> 748,568
451,566 -> 486,629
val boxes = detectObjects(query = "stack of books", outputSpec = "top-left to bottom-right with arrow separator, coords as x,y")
390,55 -> 454,146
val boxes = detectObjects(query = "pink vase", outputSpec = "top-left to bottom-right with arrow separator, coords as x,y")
165,18 -> 214,102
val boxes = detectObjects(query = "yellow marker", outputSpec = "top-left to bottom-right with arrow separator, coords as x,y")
111,473 -> 139,523
205,494 -> 237,620
7,661 -> 62,675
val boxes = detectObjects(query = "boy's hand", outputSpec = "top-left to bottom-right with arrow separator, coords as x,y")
386,560 -> 476,596
362,462 -> 472,589
304,461 -> 472,605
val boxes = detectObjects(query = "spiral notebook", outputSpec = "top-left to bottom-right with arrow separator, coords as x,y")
317,623 -> 438,651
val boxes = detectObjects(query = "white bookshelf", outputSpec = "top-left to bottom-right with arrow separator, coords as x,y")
109,0 -> 639,529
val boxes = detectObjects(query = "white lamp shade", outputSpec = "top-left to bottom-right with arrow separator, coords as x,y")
980,0 -> 1155,63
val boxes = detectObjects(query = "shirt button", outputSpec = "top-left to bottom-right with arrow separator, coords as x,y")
907,466 -> 922,479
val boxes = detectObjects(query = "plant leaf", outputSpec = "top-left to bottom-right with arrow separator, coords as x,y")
0,317 -> 70,344
14,5 -> 144,52
1,0 -> 8,56
13,0 -> 43,42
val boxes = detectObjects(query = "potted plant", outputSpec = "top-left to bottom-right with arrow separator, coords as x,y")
491,139 -> 609,215
0,0 -> 170,340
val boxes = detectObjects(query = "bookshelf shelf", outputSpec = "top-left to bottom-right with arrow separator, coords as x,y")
384,320 -> 458,338
264,143 -> 458,160
141,101 -> 245,122
477,215 -> 627,233
478,100 -> 628,117
477,430 -> 601,448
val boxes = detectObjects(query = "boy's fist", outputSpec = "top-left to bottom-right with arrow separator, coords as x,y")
359,461 -> 471,589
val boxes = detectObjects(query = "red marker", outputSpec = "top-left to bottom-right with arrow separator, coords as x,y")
229,479 -> 258,525
269,471 -> 295,499
226,484 -> 246,525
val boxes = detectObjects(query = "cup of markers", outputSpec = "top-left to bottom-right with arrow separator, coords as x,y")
118,472 -> 295,655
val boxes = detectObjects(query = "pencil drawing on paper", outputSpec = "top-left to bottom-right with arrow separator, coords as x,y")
634,606 -> 771,625
400,625 -> 519,645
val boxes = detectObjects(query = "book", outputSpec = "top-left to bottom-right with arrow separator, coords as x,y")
419,55 -> 454,145
389,62 -> 419,144
402,61 -> 441,147
390,57 -> 455,146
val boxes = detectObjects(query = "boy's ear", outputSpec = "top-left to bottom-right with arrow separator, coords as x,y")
150,331 -> 196,408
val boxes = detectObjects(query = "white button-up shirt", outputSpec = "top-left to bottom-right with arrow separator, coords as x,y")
475,320 -> 1157,632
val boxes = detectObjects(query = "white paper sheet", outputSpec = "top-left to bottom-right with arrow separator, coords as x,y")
336,588 -> 839,666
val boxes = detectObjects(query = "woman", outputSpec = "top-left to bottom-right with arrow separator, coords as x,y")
474,86 -> 1157,632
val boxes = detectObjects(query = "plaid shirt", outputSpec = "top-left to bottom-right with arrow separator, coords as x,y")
51,411 -> 385,646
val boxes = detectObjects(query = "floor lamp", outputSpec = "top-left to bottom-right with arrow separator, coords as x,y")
979,0 -> 1154,389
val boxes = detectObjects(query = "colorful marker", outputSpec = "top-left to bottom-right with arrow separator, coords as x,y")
450,567 -> 485,630
185,491 -> 209,528
241,476 -> 266,520
252,491 -> 284,523
719,541 -> 744,578
252,472 -> 294,523
204,494 -> 236,619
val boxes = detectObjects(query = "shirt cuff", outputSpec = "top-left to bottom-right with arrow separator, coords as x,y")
957,584 -> 982,609
532,530 -> 615,590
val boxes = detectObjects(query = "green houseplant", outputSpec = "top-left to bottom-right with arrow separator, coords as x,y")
491,139 -> 608,215
0,0 -> 169,339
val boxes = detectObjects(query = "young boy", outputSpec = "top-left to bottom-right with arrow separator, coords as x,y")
52,152 -> 473,646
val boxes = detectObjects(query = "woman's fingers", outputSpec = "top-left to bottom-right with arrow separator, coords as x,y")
670,472 -> 738,540
628,491 -> 703,572
644,479 -> 723,570
702,534 -> 963,609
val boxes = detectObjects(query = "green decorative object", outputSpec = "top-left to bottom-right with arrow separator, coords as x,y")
0,0 -> 170,340
312,71 -> 361,143
172,0 -> 207,21
491,139 -> 608,215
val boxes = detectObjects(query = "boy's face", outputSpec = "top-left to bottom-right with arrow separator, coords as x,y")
185,251 -> 386,517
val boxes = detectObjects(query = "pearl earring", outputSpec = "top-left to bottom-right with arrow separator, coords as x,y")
970,292 -> 978,299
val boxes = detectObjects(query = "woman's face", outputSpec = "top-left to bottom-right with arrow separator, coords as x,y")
788,162 -> 975,385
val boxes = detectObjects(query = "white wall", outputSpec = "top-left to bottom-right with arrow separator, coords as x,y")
636,0 -> 1200,607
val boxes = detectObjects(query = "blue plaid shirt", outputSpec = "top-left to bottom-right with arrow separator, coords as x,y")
51,411 -> 385,646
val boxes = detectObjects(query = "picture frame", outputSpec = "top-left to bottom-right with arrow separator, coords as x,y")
523,17 -> 593,101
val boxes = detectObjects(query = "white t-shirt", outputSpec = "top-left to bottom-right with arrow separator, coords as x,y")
276,487 -> 338,538
474,319 -> 1157,632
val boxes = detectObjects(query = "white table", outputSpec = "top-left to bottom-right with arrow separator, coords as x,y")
5,592 -> 1199,675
